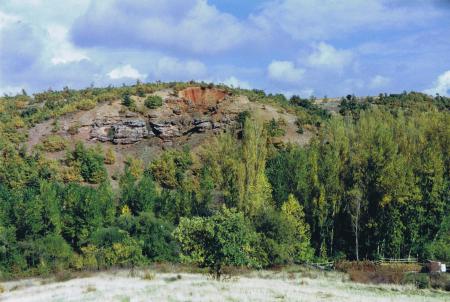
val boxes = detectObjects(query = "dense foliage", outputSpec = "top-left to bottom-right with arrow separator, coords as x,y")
0,83 -> 448,279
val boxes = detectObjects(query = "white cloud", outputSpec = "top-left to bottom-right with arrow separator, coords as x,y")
222,76 -> 251,89
255,0 -> 441,41
107,65 -> 147,80
72,0 -> 255,54
48,25 -> 89,65
424,70 -> 450,96
369,75 -> 390,89
307,42 -> 352,70
268,60 -> 305,84
281,88 -> 315,99
153,57 -> 207,80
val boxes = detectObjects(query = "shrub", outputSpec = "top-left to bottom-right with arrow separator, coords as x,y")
35,234 -> 73,272
122,94 -> 135,108
84,228 -> 144,269
40,135 -> 68,152
265,118 -> 286,137
337,261 -> 422,285
144,95 -> 163,109
76,99 -> 96,111
104,148 -> 116,165
67,122 -> 81,135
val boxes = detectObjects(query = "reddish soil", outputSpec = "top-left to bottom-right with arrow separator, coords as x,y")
178,87 -> 228,108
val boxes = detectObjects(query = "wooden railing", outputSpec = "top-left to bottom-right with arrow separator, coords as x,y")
376,257 -> 418,264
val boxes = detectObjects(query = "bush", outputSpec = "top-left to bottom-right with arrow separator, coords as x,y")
265,118 -> 286,137
336,261 -> 422,285
67,122 -> 81,135
40,135 -> 68,152
35,234 -> 73,272
145,95 -> 163,109
122,93 -> 135,108
84,229 -> 144,269
403,272 -> 434,289
76,99 -> 96,111
104,148 -> 116,165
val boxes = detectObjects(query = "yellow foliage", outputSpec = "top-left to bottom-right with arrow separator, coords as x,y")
15,100 -> 28,109
81,245 -> 98,270
121,205 -> 131,216
71,253 -> 84,270
61,165 -> 83,183
11,116 -> 25,129
76,98 -> 97,111
104,148 -> 116,165
125,157 -> 144,179
40,135 -> 68,152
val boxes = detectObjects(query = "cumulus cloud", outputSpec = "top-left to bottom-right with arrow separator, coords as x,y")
369,75 -> 390,89
307,42 -> 353,71
222,76 -> 251,89
268,60 -> 305,84
152,57 -> 207,80
71,0 -> 253,54
107,64 -> 147,80
48,25 -> 89,65
424,70 -> 450,96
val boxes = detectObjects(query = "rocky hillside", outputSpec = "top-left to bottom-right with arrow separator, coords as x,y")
22,85 -> 313,184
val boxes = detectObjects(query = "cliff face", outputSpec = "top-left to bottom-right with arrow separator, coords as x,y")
89,87 -> 236,145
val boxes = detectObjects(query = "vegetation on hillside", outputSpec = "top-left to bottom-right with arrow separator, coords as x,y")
0,82 -> 448,281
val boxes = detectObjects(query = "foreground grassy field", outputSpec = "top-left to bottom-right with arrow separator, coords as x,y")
1,268 -> 448,302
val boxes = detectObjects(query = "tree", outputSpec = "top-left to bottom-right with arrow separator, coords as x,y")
67,142 -> 107,183
122,93 -> 135,108
174,207 -> 262,279
281,195 -> 314,262
238,117 -> 272,216
120,171 -> 158,215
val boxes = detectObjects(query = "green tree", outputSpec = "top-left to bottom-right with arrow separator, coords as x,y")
281,194 -> 314,262
238,117 -> 272,216
174,207 -> 263,279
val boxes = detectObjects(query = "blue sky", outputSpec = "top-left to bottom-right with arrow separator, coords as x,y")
1,0 -> 450,97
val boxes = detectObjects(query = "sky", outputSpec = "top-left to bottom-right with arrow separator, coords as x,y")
1,0 -> 450,97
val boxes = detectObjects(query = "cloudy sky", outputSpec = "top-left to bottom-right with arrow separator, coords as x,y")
1,0 -> 450,97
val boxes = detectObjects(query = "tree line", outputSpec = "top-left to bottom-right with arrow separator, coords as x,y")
0,86 -> 449,278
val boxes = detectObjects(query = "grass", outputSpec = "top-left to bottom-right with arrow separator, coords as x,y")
141,271 -> 156,280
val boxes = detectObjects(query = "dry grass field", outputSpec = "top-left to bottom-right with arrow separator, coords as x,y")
1,268 -> 448,302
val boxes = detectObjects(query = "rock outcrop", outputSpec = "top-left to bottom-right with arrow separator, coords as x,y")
89,87 -> 238,144
90,118 -> 153,144
150,121 -> 182,140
